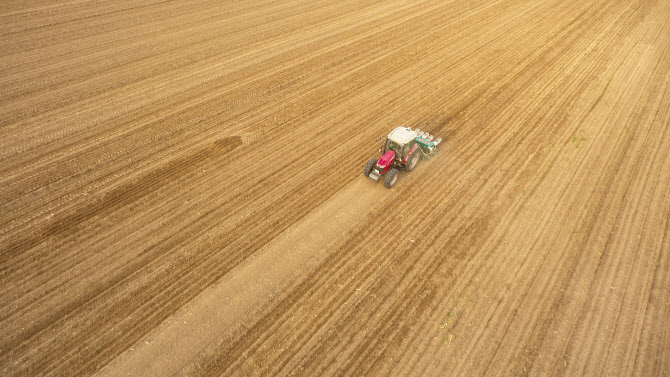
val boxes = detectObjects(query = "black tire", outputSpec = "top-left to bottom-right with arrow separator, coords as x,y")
406,149 -> 421,171
364,158 -> 377,177
384,168 -> 399,189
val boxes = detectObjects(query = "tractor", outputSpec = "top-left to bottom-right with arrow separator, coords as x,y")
364,126 -> 442,188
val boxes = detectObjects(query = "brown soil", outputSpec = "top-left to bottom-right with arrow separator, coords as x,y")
1,0 -> 669,376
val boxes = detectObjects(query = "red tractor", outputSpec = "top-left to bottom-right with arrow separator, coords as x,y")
364,127 -> 442,188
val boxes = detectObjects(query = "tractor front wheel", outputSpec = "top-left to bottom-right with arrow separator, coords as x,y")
364,158 -> 377,177
384,168 -> 399,189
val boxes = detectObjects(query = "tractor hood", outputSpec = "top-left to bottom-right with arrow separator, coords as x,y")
377,150 -> 396,168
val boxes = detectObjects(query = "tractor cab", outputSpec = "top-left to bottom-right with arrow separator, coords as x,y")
384,139 -> 402,153
385,127 -> 418,162
384,139 -> 413,163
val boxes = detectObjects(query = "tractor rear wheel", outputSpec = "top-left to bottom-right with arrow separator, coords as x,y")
384,168 -> 399,189
364,158 -> 377,177
406,149 -> 421,171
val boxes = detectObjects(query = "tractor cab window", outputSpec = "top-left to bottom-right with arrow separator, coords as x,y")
401,142 -> 412,159
386,140 -> 401,154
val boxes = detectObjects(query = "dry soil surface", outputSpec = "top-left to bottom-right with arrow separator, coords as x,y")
1,0 -> 669,376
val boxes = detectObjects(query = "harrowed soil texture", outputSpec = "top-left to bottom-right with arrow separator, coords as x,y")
1,0 -> 669,376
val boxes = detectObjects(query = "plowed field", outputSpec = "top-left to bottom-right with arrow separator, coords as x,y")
1,0 -> 669,376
